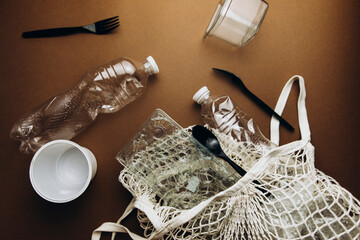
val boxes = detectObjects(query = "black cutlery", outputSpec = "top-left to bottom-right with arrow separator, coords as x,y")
213,68 -> 294,131
22,16 -> 119,38
192,125 -> 269,195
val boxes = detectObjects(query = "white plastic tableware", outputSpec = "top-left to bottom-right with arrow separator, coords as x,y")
29,140 -> 97,203
205,0 -> 268,47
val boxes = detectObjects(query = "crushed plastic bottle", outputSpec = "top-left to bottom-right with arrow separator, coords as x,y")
193,86 -> 276,154
10,56 -> 159,154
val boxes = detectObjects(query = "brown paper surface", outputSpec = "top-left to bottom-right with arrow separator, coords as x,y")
0,0 -> 359,239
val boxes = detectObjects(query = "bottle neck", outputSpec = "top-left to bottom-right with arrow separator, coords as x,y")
198,93 -> 211,105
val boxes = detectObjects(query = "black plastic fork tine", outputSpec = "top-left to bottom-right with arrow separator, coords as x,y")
98,19 -> 119,28
105,24 -> 120,32
98,22 -> 119,30
98,17 -> 119,25
108,22 -> 120,28
97,23 -> 119,34
95,16 -> 119,25
95,18 -> 119,32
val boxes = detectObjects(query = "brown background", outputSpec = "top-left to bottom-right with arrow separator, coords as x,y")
0,0 -> 359,239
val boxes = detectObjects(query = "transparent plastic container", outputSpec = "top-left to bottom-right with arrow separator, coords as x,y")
205,0 -> 268,47
193,86 -> 276,154
10,56 -> 159,154
116,109 -> 240,209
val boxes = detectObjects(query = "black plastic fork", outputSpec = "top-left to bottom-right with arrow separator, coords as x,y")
22,16 -> 119,38
213,68 -> 294,131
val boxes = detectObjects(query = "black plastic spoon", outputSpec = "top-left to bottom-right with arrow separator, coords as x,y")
192,125 -> 268,195
192,125 -> 247,176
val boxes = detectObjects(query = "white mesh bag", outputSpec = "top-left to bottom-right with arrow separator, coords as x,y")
92,76 -> 360,240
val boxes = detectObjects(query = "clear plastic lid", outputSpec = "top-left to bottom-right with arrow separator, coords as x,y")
116,109 -> 239,209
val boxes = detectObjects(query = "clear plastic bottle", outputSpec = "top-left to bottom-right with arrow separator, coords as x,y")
10,56 -> 159,154
193,86 -> 276,153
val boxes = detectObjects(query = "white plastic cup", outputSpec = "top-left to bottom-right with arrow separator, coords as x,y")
205,0 -> 268,47
29,140 -> 97,203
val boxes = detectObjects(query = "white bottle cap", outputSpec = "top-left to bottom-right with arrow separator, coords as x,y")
146,56 -> 159,74
193,86 -> 210,104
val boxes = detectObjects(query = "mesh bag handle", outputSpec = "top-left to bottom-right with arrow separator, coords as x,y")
270,75 -> 310,144
92,198 -> 151,240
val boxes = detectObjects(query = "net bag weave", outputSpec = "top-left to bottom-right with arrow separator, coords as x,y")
92,76 -> 360,240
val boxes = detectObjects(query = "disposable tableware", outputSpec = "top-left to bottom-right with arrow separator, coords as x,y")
22,16 -> 119,38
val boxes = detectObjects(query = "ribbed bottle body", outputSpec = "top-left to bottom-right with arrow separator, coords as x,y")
10,56 -> 158,154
